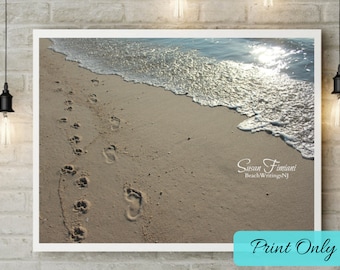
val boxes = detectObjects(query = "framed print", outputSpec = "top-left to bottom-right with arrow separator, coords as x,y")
33,29 -> 321,252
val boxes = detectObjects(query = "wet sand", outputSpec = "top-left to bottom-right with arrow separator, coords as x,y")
39,38 -> 314,244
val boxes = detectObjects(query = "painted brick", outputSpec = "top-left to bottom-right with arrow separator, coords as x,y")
52,3 -> 124,24
322,142 -> 336,169
0,25 -> 33,50
200,1 -> 246,23
191,263 -> 238,270
12,122 -> 33,144
8,27 -> 34,48
322,2 -> 339,23
323,191 -> 340,212
0,191 -> 26,212
323,49 -> 339,73
14,97 -> 33,116
5,3 -> 50,24
321,25 -> 339,48
37,251 -> 159,263
323,168 -> 340,191
249,4 -> 321,24
0,237 -> 32,259
26,74 -> 33,94
26,190 -> 33,213
181,2 -> 200,22
331,144 -> 340,166
157,252 -> 215,261
0,146 -> 16,164
124,1 -> 174,23
14,143 -> 33,164
0,166 -> 32,190
40,262 -> 190,270
7,49 -> 33,73
0,215 -> 32,235
323,214 -> 340,230
0,261 -> 39,270
0,74 -> 26,97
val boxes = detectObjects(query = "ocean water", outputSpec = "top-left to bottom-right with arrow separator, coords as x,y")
50,37 -> 315,159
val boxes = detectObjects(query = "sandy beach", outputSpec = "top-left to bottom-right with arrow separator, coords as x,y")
39,38 -> 314,244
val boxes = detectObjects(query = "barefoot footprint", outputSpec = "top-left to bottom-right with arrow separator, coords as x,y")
110,115 -> 120,130
102,145 -> 117,163
91,79 -> 99,86
124,187 -> 143,221
88,93 -> 98,103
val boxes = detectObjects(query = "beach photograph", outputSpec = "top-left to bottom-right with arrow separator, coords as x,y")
36,30 -> 319,249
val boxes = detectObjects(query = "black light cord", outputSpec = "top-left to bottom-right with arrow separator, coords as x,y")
5,0 -> 7,84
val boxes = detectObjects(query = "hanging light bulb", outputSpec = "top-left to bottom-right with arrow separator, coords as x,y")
331,0 -> 340,128
0,0 -> 15,145
0,83 -> 14,145
264,0 -> 274,7
1,112 -> 11,145
174,0 -> 184,18
332,65 -> 340,127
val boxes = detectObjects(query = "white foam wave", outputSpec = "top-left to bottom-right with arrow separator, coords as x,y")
50,38 -> 314,159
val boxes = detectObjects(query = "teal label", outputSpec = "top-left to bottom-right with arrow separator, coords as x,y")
234,231 -> 340,266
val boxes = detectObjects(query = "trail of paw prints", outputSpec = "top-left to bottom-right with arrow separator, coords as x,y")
57,119 -> 85,156
68,134 -> 86,156
124,185 -> 144,221
58,164 -> 92,243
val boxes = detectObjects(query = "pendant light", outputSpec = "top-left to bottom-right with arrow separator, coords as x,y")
331,0 -> 340,127
0,0 -> 14,145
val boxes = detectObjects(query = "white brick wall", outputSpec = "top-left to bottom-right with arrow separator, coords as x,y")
0,0 -> 338,269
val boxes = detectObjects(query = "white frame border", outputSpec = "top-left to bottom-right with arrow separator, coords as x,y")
33,29 -> 322,252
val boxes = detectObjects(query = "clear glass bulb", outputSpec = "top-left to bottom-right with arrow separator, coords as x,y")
264,0 -> 273,7
1,112 -> 11,145
331,94 -> 340,128
174,0 -> 184,18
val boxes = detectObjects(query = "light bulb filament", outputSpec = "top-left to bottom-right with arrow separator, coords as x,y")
1,112 -> 11,145
174,0 -> 184,18
332,94 -> 340,128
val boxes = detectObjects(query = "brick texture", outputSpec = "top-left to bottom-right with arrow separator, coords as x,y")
0,0 -> 338,269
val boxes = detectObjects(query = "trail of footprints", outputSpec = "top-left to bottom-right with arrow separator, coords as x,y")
56,79 -> 144,243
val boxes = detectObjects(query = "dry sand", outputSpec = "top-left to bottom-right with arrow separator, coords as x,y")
39,38 -> 314,244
